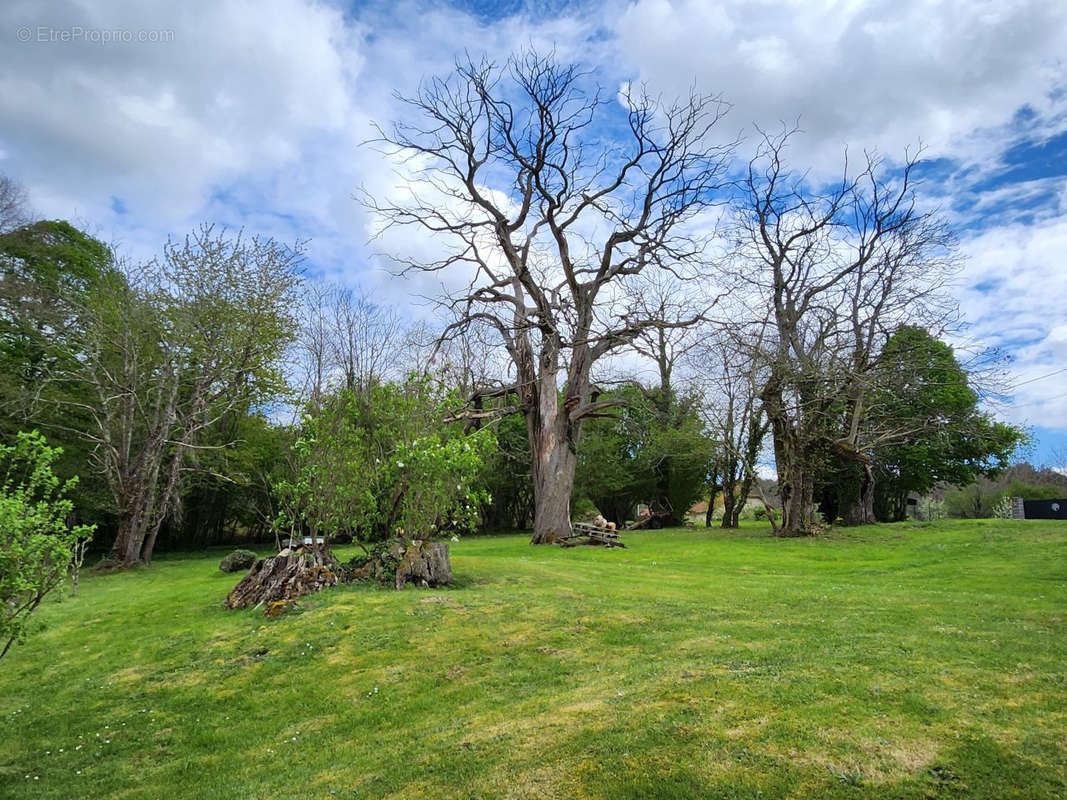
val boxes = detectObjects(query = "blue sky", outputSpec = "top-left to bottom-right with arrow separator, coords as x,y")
2,0 -> 1066,467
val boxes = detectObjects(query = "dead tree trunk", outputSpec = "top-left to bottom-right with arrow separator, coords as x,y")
394,540 -> 452,589
530,406 -> 579,544
225,548 -> 340,615
528,345 -> 586,545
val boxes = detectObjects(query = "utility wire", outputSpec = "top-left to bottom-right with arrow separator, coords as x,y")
1012,367 -> 1067,389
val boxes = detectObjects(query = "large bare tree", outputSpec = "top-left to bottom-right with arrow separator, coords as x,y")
732,129 -> 957,535
367,51 -> 735,543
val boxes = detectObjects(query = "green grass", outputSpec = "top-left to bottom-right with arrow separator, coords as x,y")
1,519 -> 1065,799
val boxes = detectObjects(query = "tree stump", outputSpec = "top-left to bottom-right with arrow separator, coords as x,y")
394,540 -> 452,589
225,548 -> 340,615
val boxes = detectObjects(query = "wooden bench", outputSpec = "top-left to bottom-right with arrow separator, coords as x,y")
559,522 -> 624,547
572,522 -> 620,540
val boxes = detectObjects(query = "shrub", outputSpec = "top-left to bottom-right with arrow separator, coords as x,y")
1,431 -> 93,659
219,549 -> 257,573
274,374 -> 493,546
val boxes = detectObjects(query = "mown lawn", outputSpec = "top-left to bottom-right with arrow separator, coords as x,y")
1,519 -> 1065,799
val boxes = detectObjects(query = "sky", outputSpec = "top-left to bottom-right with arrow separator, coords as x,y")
2,0 -> 1066,466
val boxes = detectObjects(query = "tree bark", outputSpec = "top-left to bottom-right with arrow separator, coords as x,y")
705,464 -> 718,527
530,429 -> 578,543
777,465 -> 815,536
763,385 -> 817,536
225,547 -> 339,614
720,485 -> 737,529
394,541 -> 452,589
528,342 -> 586,544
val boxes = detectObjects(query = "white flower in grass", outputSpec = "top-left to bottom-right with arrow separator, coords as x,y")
451,536 -> 460,542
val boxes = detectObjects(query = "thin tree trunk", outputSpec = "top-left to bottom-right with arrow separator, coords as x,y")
720,479 -> 737,529
141,439 -> 190,564
705,464 -> 718,527
732,472 -> 755,528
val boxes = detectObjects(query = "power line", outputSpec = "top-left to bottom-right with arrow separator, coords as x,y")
1012,367 -> 1067,389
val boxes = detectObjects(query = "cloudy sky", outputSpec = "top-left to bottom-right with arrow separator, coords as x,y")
2,0 -> 1066,464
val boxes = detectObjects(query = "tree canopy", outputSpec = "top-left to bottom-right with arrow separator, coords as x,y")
868,326 -> 1024,521
576,383 -> 714,527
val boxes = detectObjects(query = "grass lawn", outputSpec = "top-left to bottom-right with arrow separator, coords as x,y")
1,519 -> 1065,799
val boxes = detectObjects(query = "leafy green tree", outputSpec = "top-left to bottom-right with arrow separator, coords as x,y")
165,411 -> 293,549
276,375 -> 494,548
942,481 -> 1003,519
648,387 -> 717,526
576,385 -> 657,525
67,227 -> 303,566
576,384 -> 714,526
1,431 -> 93,660
478,412 -> 534,530
0,220 -> 115,524
869,327 -> 1024,521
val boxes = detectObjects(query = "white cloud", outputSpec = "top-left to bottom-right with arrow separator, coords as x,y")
613,0 -> 1067,173
2,0 -> 1067,430
1,0 -> 361,225
958,206 -> 1067,426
